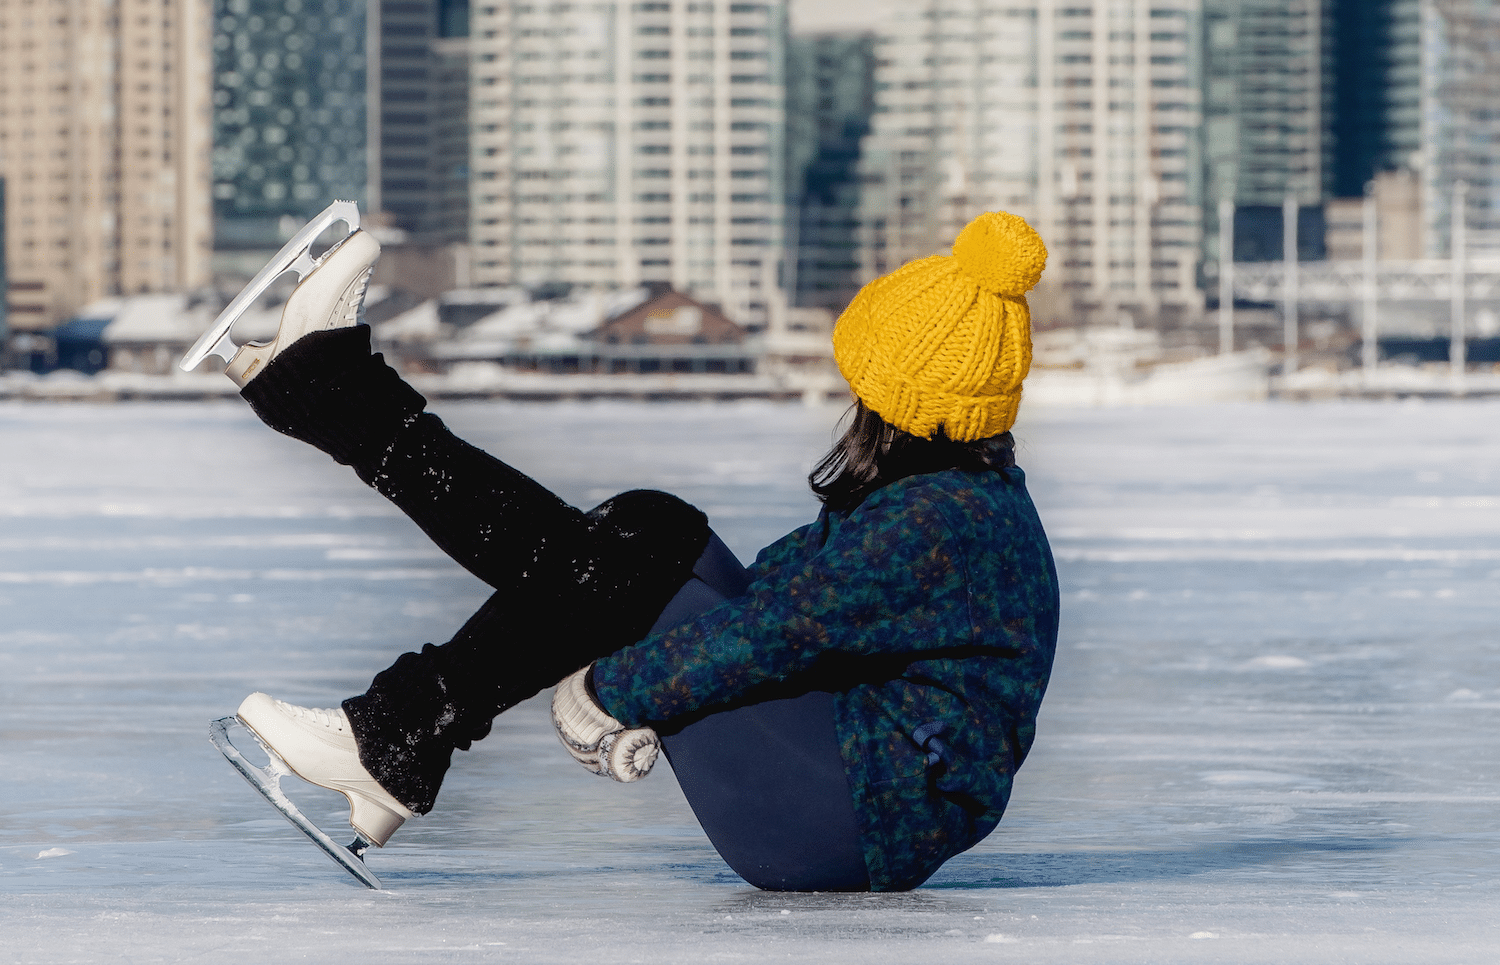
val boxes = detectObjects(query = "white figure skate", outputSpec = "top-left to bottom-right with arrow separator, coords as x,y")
211,693 -> 414,889
181,200 -> 378,384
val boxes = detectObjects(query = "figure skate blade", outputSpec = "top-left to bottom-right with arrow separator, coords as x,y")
210,716 -> 383,890
181,200 -> 361,372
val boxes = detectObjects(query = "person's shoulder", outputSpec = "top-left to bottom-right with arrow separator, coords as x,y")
883,468 -> 1041,535
845,471 -> 1006,536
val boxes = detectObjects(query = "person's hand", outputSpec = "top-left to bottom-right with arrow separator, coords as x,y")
551,666 -> 659,782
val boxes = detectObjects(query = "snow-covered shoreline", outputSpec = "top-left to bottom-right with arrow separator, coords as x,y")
6,360 -> 1500,404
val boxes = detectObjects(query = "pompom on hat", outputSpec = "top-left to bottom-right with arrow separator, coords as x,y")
831,211 -> 1047,442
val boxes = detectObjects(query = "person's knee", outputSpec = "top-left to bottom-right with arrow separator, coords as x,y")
586,490 -> 711,566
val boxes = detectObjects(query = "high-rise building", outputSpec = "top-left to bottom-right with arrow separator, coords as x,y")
379,0 -> 471,243
785,32 -> 875,311
1201,0 -> 1334,263
1201,2 -> 1333,206
212,0 -> 473,251
1329,0 -> 1422,199
0,176 -> 8,363
1421,0 -> 1500,256
856,0 -> 1203,326
0,0 -> 213,330
211,0 -> 370,249
1206,1 -> 1499,263
468,1 -> 788,328
1294,1 -> 1499,259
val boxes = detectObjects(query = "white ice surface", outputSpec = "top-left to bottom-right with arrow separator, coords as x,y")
2,399 -> 1498,963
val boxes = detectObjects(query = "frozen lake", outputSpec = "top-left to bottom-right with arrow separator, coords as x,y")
2,397 -> 1498,963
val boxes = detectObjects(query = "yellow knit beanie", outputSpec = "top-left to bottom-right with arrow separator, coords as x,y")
832,211 -> 1047,441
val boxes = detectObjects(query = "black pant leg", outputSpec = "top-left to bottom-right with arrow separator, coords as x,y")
239,327 -> 713,812
343,488 -> 711,813
241,325 -> 595,589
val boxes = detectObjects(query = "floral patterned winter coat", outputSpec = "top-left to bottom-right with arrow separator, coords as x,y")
592,463 -> 1060,891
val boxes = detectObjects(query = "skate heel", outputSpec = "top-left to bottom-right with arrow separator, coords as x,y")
236,692 -> 414,849
180,199 -> 363,373
346,796 -> 407,848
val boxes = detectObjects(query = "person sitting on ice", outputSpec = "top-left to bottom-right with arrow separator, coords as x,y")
199,207 -> 1059,892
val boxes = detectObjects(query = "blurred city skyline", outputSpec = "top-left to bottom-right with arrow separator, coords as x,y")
2,0 -> 1499,379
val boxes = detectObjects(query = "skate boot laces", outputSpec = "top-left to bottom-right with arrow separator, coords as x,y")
274,699 -> 351,734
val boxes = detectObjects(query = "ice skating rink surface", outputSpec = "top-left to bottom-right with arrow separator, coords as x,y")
2,398 -> 1498,963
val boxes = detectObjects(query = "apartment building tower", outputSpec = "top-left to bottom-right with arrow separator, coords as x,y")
1321,1 -> 1500,260
1201,1 -> 1332,242
1329,0 -> 1422,200
469,0 -> 788,328
212,0 -> 473,249
785,32 -> 875,311
1422,0 -> 1500,256
0,0 -> 214,330
379,0 -> 472,243
211,0 -> 370,248
1,177 -> 8,358
1200,0 -> 1335,264
856,0 -> 1203,326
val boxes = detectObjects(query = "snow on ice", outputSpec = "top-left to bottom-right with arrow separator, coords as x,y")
1,398 -> 1498,963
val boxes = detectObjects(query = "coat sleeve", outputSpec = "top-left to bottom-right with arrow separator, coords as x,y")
591,485 -> 978,728
743,515 -> 820,581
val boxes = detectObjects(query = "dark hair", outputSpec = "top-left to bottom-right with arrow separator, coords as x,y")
808,400 -> 1016,513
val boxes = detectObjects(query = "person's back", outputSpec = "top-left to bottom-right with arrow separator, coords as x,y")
827,465 -> 1058,889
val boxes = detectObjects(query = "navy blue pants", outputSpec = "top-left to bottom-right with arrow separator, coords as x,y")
648,536 -> 870,892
